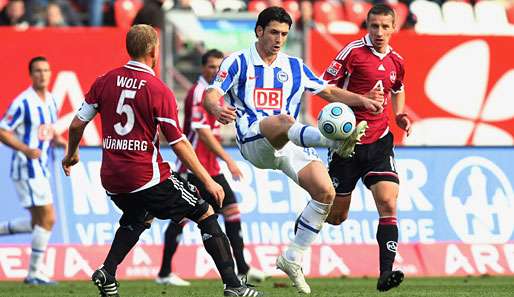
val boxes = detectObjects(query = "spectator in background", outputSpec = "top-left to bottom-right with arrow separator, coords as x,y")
297,0 -> 314,31
133,0 -> 165,29
28,0 -> 82,27
173,0 -> 192,10
46,2 -> 67,26
0,0 -> 30,27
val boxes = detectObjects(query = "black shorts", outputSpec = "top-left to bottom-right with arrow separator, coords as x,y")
109,172 -> 209,228
187,173 -> 237,213
328,132 -> 399,195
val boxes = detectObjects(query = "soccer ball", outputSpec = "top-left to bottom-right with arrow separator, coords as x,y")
317,102 -> 356,140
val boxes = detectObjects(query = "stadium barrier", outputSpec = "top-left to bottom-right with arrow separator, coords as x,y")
0,146 -> 513,280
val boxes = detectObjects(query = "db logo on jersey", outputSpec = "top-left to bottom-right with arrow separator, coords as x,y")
215,71 -> 228,83
254,88 -> 283,110
327,61 -> 342,76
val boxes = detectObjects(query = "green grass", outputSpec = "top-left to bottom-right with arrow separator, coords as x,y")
0,276 -> 513,297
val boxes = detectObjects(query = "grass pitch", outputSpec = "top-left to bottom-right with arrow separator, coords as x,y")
0,276 -> 512,297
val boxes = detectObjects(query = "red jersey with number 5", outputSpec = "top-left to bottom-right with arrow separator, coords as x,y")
323,34 -> 405,144
84,61 -> 184,194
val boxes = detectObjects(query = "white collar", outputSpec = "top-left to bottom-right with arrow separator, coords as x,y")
198,75 -> 208,86
363,34 -> 392,60
125,60 -> 156,76
29,86 -> 52,104
250,42 -> 283,68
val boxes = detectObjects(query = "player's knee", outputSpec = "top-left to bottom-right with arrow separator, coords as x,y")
376,196 -> 397,216
326,211 -> 348,225
276,114 -> 295,127
196,205 -> 215,222
315,186 -> 336,204
221,204 -> 241,222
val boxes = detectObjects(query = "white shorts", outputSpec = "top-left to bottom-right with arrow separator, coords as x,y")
239,121 -> 321,183
14,177 -> 53,208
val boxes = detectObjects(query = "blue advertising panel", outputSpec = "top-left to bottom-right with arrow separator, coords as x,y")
0,145 -> 513,246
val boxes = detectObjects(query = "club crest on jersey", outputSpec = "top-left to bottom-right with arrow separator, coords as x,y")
327,61 -> 342,76
254,88 -> 283,110
277,70 -> 289,83
215,70 -> 228,83
38,124 -> 55,141
390,71 -> 397,83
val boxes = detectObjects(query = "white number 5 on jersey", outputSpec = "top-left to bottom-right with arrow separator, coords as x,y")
114,89 -> 136,136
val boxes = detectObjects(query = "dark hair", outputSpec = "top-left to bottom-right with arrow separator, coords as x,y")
254,6 -> 292,37
201,49 -> 224,65
366,4 -> 396,24
126,24 -> 158,59
28,56 -> 48,74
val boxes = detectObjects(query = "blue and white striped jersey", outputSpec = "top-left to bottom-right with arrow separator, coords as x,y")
207,43 -> 327,144
0,87 -> 58,180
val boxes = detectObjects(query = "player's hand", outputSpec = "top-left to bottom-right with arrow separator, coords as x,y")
227,160 -> 243,181
214,105 -> 236,125
364,87 -> 385,105
62,152 -> 79,176
361,97 -> 384,114
205,179 -> 225,207
395,113 -> 412,136
23,148 -> 41,159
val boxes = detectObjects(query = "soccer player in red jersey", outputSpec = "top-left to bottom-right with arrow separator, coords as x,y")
156,49 -> 267,286
61,25 -> 262,297
322,4 -> 412,292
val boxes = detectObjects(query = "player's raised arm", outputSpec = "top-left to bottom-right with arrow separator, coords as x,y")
203,55 -> 240,124
318,85 -> 384,114
203,88 -> 236,124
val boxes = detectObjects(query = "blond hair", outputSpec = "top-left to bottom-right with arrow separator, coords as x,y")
126,24 -> 158,59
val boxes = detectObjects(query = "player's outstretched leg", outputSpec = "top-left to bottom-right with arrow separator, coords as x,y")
287,121 -> 368,158
0,218 -> 32,235
197,214 -> 263,296
92,266 -> 120,297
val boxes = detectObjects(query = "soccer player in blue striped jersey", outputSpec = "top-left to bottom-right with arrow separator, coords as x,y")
0,57 -> 66,285
204,7 -> 384,294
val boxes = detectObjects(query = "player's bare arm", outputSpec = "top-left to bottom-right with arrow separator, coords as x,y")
171,138 -> 225,205
196,127 -> 243,180
0,127 -> 41,159
62,116 -> 89,176
392,91 -> 412,136
203,88 -> 236,124
318,85 -> 384,114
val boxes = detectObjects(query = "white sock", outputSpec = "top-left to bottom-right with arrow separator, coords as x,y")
29,225 -> 52,276
284,200 -> 331,263
287,122 -> 333,147
0,218 -> 32,235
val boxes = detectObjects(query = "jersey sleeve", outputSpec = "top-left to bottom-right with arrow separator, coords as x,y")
155,88 -> 185,145
302,63 -> 327,95
322,44 -> 354,85
206,55 -> 239,95
191,89 -> 210,130
0,99 -> 24,131
392,57 -> 405,94
77,77 -> 101,122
